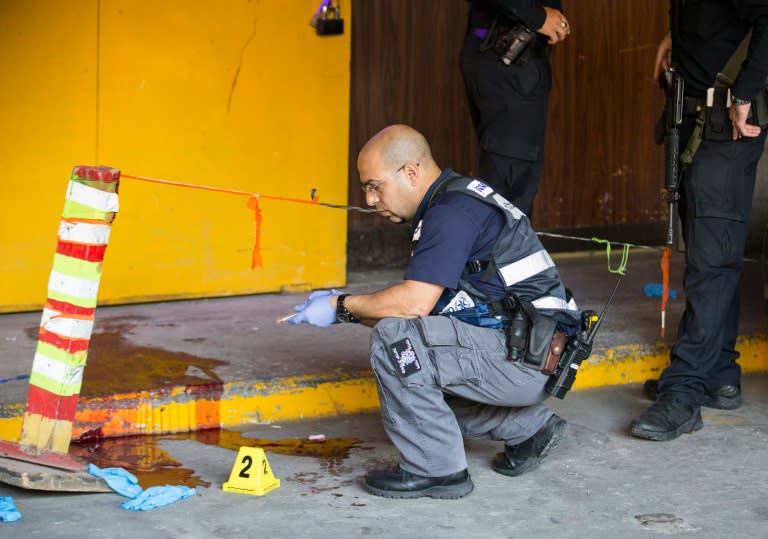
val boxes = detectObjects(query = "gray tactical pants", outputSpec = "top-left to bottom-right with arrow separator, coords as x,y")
370,315 -> 554,477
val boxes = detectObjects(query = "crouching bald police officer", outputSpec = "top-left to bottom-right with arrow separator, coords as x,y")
631,0 -> 768,441
288,124 -> 585,499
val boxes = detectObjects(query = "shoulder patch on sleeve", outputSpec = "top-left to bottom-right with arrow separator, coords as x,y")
466,180 -> 494,198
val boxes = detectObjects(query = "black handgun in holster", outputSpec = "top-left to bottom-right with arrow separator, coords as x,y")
503,295 -> 530,362
480,14 -> 540,66
502,295 -> 562,373
491,24 -> 538,65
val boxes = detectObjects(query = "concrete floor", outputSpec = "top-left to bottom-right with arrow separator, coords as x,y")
2,376 -> 767,539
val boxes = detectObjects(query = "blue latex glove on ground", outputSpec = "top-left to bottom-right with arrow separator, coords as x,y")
643,283 -> 678,299
88,464 -> 143,498
121,485 -> 196,511
289,289 -> 342,328
0,496 -> 21,523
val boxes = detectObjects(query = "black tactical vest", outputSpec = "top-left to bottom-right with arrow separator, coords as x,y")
416,172 -> 578,318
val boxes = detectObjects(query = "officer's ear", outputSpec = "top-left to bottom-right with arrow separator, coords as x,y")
401,161 -> 420,185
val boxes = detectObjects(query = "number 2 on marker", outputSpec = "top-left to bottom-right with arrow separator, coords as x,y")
239,455 -> 253,478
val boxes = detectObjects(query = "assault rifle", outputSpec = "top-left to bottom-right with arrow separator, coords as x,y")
658,1 -> 684,337
662,0 -> 684,250
662,68 -> 684,250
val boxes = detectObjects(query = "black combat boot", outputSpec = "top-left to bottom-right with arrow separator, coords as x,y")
631,396 -> 703,441
643,379 -> 742,410
492,414 -> 567,477
363,467 -> 474,499
704,384 -> 743,409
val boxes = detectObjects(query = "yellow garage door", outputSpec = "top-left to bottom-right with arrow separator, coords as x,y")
0,0 -> 351,312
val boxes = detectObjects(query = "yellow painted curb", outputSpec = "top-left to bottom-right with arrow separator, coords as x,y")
1,333 -> 766,443
575,333 -> 768,390
0,374 -> 381,443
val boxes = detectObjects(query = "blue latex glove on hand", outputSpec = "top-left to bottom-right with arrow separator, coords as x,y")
288,289 -> 342,328
88,464 -> 143,498
121,485 -> 196,511
0,496 -> 21,523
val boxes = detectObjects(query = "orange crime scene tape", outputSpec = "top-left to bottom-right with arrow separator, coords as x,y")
122,174 -> 326,269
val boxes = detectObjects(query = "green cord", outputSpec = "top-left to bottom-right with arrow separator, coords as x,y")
592,238 -> 630,276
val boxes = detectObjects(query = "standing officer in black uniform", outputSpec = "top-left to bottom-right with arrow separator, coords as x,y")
631,0 -> 768,441
460,0 -> 570,218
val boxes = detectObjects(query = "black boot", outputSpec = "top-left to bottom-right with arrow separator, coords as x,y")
703,384 -> 743,410
643,379 -> 742,410
362,467 -> 474,499
631,396 -> 703,441
642,379 -> 660,400
492,414 -> 567,477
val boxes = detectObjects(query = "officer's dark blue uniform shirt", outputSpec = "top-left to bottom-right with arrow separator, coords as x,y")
677,0 -> 768,100
403,168 -> 507,304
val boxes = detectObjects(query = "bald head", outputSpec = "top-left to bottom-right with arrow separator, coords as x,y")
358,124 -> 435,173
356,125 -> 443,224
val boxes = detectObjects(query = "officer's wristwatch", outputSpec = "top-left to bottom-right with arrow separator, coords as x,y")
336,294 -> 360,323
731,96 -> 751,106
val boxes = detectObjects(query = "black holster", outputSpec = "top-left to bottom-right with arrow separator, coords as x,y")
523,315 -> 557,370
481,15 -> 548,66
503,297 -> 558,371
505,308 -> 529,362
749,88 -> 768,127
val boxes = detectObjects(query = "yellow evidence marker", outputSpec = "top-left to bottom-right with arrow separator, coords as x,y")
223,447 -> 281,496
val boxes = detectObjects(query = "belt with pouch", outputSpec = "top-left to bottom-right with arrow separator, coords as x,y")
484,293 -> 569,376
519,312 -> 568,376
535,329 -> 567,376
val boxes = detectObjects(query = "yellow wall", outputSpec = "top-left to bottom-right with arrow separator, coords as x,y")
0,0 -> 351,312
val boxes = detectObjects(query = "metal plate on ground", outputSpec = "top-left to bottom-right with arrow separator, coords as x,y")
0,440 -> 86,472
0,457 -> 111,492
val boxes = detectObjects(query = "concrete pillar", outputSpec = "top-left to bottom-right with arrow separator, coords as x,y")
20,166 -> 119,455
